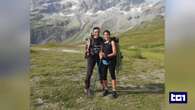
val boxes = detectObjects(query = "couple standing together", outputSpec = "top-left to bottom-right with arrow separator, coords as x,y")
84,27 -> 118,98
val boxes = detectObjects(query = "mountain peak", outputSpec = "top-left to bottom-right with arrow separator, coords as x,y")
30,0 -> 164,44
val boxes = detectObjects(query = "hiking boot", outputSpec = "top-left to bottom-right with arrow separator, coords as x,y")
102,90 -> 109,96
112,91 -> 118,98
101,86 -> 105,91
84,88 -> 87,94
86,89 -> 92,97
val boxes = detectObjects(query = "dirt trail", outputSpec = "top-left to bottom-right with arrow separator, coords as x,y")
32,47 -> 82,53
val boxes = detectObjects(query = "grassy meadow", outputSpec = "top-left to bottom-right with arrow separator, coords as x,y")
30,18 -> 165,110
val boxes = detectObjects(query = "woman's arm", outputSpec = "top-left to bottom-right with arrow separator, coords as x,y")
107,41 -> 117,57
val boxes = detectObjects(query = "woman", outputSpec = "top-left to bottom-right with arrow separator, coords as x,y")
99,30 -> 118,98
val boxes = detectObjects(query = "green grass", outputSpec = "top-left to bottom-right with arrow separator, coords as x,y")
30,48 -> 164,110
120,17 -> 164,50
120,17 -> 164,61
30,17 -> 165,110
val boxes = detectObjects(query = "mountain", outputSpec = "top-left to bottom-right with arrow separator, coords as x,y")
30,0 -> 164,44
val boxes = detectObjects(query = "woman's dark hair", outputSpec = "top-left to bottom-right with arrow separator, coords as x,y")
103,30 -> 111,36
93,27 -> 100,31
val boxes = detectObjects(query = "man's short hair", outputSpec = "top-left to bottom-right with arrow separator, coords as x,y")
93,27 -> 100,31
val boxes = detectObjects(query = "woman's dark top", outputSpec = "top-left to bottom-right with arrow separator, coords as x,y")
102,40 -> 116,60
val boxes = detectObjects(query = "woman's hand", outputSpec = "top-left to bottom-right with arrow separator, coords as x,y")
99,51 -> 105,59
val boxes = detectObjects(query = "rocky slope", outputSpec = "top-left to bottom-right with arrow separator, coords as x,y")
30,0 -> 164,44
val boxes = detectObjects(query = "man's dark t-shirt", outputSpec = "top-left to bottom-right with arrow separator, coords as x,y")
89,37 -> 103,57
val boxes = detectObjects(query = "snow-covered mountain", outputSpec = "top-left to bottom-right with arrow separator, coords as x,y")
30,0 -> 164,44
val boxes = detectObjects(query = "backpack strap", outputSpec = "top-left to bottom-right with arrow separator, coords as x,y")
110,37 -> 119,43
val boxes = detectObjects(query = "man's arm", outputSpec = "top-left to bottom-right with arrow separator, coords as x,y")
84,38 -> 90,58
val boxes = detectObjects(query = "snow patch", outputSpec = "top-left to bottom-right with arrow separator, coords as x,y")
71,5 -> 77,10
96,10 -> 104,14
60,0 -> 79,5
66,13 -> 75,17
131,7 -> 143,13
85,11 -> 93,16
59,12 -> 65,16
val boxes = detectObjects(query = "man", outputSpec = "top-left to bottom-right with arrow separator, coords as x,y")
84,27 -> 104,96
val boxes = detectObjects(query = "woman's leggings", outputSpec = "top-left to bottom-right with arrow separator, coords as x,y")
101,59 -> 116,80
